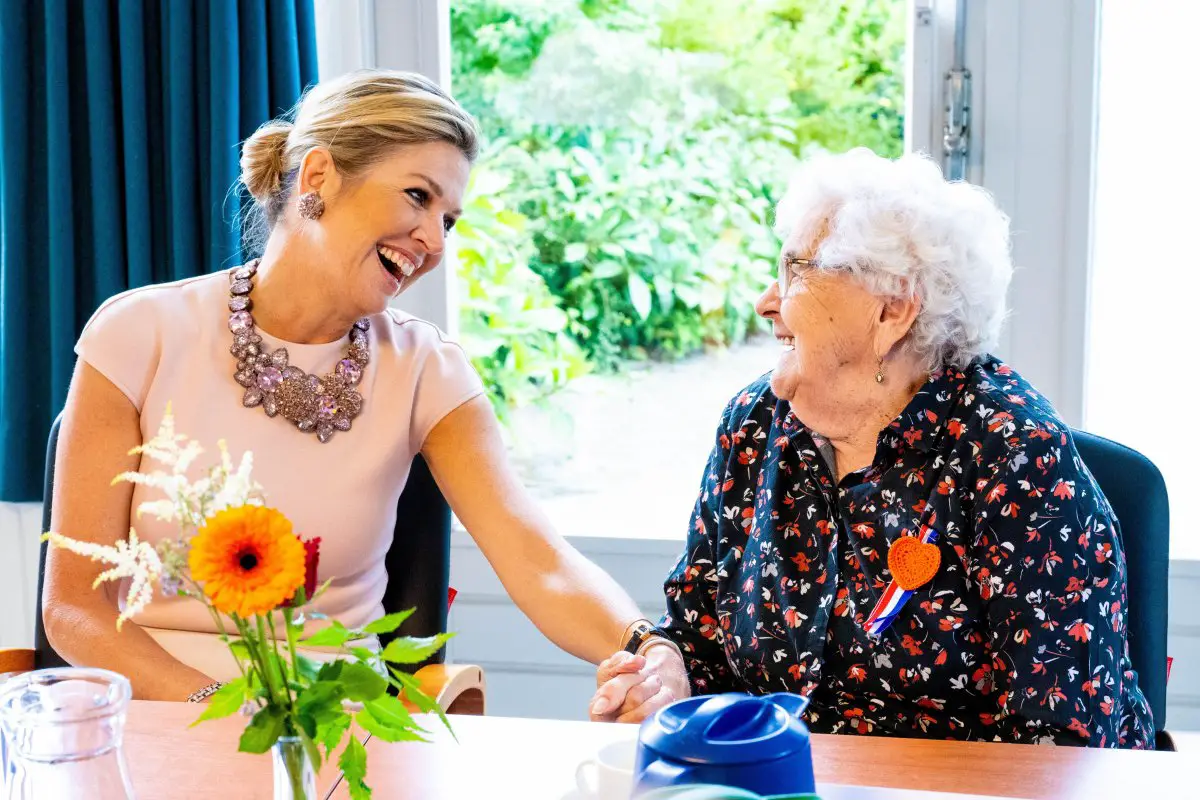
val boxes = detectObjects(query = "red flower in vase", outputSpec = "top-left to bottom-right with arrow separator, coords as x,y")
290,537 -> 321,606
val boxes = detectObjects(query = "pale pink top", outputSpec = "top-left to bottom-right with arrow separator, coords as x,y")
74,270 -> 483,680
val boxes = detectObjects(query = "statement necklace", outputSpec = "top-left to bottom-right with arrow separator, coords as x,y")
227,260 -> 368,443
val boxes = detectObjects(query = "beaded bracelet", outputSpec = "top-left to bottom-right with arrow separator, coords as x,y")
186,681 -> 224,703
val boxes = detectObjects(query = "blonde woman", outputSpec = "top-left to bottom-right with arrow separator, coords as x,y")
44,70 -> 686,706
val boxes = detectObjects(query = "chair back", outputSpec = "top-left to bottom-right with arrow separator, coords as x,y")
34,414 -> 452,672
1072,428 -> 1170,735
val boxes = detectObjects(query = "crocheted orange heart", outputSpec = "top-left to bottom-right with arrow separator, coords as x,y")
888,536 -> 941,590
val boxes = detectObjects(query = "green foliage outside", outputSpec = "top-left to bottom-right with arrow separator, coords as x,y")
450,0 -> 906,415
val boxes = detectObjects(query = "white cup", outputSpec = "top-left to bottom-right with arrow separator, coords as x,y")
575,738 -> 637,799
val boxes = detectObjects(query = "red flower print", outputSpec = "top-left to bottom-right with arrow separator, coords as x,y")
937,476 -> 955,495
851,522 -> 875,539
900,635 -> 924,656
1052,479 -> 1076,500
986,412 -> 1014,432
698,615 -> 719,640
947,419 -> 965,438
788,664 -> 804,681
1095,542 -> 1112,563
738,447 -> 758,465
791,552 -> 812,572
1067,620 -> 1094,643
1067,719 -> 1091,739
783,607 -> 806,628
848,664 -> 867,682
986,483 -> 1007,503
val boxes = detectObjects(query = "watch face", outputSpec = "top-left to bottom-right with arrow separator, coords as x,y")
626,622 -> 654,652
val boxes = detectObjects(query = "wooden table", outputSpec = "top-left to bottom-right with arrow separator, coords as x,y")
124,701 -> 345,799
113,702 -> 1198,799
328,714 -> 1198,800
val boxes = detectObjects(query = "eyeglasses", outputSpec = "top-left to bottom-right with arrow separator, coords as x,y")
777,256 -> 818,296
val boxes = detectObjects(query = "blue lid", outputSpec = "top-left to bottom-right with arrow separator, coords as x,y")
637,692 -> 811,766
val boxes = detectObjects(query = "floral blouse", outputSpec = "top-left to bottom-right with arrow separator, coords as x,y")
659,356 -> 1155,748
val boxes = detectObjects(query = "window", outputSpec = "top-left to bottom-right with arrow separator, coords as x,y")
1087,1 -> 1198,558
449,0 -> 910,538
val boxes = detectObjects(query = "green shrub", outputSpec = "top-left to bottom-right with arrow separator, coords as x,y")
451,0 -> 905,407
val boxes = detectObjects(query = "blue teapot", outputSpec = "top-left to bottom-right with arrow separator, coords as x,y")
633,693 -> 816,798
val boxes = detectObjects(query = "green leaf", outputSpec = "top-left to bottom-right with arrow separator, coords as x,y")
339,662 -> 388,702
349,646 -> 379,664
189,678 -> 247,726
361,609 -> 415,635
365,694 -> 424,733
317,660 -> 345,682
319,714 -> 352,759
238,705 -> 286,754
390,669 -> 453,737
339,736 -> 370,800
563,242 -> 589,263
228,641 -> 251,662
356,706 -> 428,743
380,633 -> 455,665
296,680 -> 344,719
295,654 -> 321,683
627,273 -> 653,321
299,621 -> 354,648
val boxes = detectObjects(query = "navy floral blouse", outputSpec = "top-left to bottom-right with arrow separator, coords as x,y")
659,356 -> 1155,748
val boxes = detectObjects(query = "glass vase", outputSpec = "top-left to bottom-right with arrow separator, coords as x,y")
0,668 -> 135,799
272,736 -> 316,800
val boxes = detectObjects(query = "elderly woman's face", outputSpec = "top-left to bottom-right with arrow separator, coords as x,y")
309,141 -> 470,314
756,230 -> 885,415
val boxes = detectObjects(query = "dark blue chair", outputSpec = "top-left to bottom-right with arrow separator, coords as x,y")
5,414 -> 484,713
1072,428 -> 1171,749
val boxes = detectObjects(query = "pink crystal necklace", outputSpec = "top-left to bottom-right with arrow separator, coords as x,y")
226,259 -> 368,443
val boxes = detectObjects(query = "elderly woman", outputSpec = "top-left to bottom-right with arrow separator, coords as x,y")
43,70 -> 665,702
590,149 -> 1155,748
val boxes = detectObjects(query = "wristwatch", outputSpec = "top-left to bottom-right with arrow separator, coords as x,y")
622,619 -> 659,654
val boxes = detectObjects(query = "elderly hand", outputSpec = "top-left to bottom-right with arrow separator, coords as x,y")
588,644 -> 690,724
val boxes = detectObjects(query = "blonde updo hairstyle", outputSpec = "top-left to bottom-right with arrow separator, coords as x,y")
239,70 -> 480,250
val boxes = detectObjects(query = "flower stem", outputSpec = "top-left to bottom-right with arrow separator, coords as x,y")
284,608 -> 301,684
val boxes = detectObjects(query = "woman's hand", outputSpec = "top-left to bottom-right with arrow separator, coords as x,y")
589,645 -> 690,724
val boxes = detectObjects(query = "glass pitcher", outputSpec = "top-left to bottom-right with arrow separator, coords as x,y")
0,668 -> 135,799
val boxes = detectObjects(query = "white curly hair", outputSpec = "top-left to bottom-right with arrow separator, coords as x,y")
773,148 -> 1013,371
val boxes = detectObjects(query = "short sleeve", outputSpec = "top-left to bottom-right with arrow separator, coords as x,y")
406,322 -> 485,453
74,289 -> 163,412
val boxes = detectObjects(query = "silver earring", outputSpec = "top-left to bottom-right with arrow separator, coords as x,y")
297,191 -> 325,220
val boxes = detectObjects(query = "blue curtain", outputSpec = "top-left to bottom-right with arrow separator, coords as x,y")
0,0 -> 318,501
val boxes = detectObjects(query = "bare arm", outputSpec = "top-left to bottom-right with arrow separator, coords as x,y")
42,362 -> 216,700
421,396 -> 641,664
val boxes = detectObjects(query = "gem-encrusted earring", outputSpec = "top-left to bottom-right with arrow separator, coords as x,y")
297,191 -> 325,220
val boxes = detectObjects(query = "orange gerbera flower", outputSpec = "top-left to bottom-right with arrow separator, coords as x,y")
189,506 -> 306,618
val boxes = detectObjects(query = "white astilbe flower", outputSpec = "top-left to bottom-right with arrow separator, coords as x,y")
45,406 -> 265,623
113,407 -> 264,530
42,530 -> 164,629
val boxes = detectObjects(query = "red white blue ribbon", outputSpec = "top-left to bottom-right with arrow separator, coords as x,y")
863,525 -> 940,637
